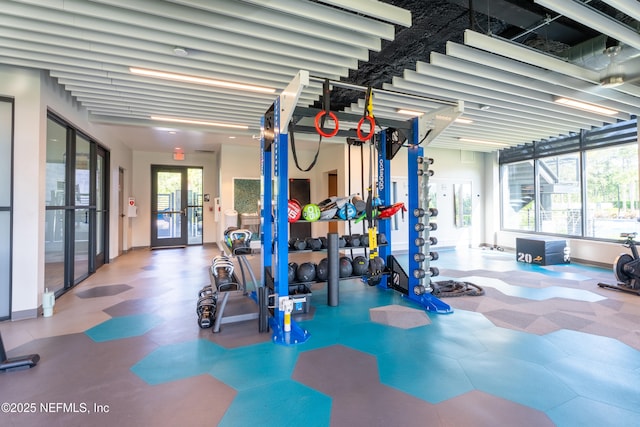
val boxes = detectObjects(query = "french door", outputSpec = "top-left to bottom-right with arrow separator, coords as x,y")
150,166 -> 203,248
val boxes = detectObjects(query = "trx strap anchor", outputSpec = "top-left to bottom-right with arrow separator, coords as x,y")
314,79 -> 339,138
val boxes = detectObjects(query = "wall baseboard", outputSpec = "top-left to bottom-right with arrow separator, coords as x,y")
11,308 -> 38,321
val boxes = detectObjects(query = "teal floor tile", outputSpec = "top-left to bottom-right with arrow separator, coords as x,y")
218,380 -> 331,427
131,339 -> 226,385
378,350 -> 473,403
85,314 -> 163,342
546,356 -> 640,413
209,342 -> 300,390
544,329 -> 640,369
547,396 -> 640,427
473,327 -> 568,365
459,352 -> 577,411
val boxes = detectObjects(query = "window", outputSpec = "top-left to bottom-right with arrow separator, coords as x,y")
45,114 -> 109,295
585,144 -> 639,239
538,153 -> 582,235
501,161 -> 535,231
499,118 -> 638,240
0,98 -> 13,320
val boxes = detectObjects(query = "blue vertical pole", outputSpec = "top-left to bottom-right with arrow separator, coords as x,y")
406,118 -> 452,314
270,97 -> 310,344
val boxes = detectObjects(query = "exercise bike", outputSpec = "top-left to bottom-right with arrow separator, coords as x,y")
598,232 -> 640,296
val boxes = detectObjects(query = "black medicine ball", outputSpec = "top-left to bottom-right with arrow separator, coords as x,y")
316,257 -> 329,281
296,262 -> 317,282
288,262 -> 298,283
352,256 -> 368,276
339,256 -> 353,278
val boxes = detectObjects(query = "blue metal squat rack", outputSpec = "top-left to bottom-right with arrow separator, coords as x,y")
260,71 -> 463,345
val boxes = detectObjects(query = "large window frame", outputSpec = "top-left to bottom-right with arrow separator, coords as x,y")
0,97 -> 14,320
45,112 -> 109,296
499,118 -> 638,241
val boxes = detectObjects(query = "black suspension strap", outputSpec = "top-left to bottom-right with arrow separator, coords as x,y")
291,79 -> 336,172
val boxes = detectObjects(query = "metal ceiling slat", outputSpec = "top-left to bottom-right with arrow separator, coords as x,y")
535,0 -> 640,51
445,42 -> 640,106
3,1 -> 366,64
404,68 -> 626,124
48,0 -> 372,59
0,37 -> 297,88
0,17 -> 349,78
348,98 -> 589,147
51,71 -> 289,102
162,0 -> 394,43
70,89 -> 269,114
427,53 -> 640,116
235,0 -> 396,39
464,30 -> 601,83
314,0 -> 412,27
600,0 -> 640,22
384,79 -> 612,132
82,103 -> 260,125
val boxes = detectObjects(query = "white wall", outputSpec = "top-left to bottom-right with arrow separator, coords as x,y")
131,150 -> 219,248
1,66 -> 42,317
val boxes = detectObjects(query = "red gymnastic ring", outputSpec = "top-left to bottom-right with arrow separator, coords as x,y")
357,116 -> 375,141
314,110 -> 339,138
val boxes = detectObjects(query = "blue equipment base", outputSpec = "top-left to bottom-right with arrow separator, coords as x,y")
269,317 -> 311,346
409,293 -> 453,314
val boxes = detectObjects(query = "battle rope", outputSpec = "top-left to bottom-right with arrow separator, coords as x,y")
432,280 -> 484,297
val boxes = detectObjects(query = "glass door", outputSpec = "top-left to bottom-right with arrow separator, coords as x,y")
151,166 -> 188,248
95,146 -> 108,267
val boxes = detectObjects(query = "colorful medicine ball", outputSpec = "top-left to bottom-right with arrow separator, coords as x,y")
302,203 -> 321,222
288,200 -> 301,223
337,202 -> 357,220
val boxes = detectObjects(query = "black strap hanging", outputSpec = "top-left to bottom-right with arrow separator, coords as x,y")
291,79 -> 335,172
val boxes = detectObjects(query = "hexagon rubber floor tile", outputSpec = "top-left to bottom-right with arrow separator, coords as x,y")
85,314 -> 163,342
218,380 -> 331,427
130,339 -> 226,385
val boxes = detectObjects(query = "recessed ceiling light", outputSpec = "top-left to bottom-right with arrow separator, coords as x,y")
168,131 -> 177,135
173,47 -> 188,57
396,109 -> 423,116
130,67 -> 276,94
228,136 -> 237,139
151,116 -> 249,129
457,137 -> 509,147
479,104 -> 491,111
553,97 -> 618,115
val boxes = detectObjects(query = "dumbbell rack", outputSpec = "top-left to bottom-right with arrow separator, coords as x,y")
209,242 -> 262,333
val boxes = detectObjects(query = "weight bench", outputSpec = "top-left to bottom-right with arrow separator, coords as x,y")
0,332 -> 40,372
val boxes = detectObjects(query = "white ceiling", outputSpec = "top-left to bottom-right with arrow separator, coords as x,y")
1,0 -> 639,154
